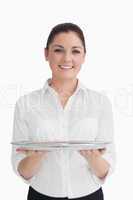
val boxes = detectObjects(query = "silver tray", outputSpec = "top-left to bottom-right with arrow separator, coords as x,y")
11,140 -> 111,150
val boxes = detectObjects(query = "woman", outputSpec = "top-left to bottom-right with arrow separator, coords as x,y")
11,23 -> 116,200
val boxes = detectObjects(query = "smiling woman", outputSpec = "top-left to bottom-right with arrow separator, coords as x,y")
11,23 -> 116,200
44,23 -> 86,107
44,27 -> 85,85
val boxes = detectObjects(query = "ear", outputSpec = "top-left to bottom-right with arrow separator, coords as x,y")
44,48 -> 49,61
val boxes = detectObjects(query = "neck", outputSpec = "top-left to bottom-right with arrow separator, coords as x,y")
49,77 -> 78,97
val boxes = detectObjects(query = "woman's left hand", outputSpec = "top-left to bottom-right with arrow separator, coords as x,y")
79,148 -> 106,161
79,148 -> 109,179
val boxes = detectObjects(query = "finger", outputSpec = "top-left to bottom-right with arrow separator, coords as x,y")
79,150 -> 87,156
34,150 -> 49,155
16,148 -> 28,155
79,150 -> 92,157
16,148 -> 28,151
98,148 -> 106,154
16,148 -> 48,152
91,149 -> 101,156
91,149 -> 106,156
16,148 -> 37,155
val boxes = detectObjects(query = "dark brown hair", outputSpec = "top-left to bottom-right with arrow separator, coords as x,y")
45,22 -> 86,53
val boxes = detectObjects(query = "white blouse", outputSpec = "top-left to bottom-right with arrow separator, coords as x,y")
11,78 -> 116,198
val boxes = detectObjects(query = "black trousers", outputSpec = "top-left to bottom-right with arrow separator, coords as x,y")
27,186 -> 104,200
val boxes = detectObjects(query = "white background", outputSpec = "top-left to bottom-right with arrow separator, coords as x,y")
0,0 -> 133,199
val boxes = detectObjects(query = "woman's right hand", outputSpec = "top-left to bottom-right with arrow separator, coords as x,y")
16,148 -> 50,180
16,148 -> 49,158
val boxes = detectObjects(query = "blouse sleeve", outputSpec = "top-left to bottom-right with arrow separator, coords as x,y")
91,94 -> 116,184
11,97 -> 36,184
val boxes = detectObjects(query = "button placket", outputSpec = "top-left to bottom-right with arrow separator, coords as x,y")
59,111 -> 71,195
60,149 -> 70,195
59,111 -> 68,140
66,150 -> 72,196
61,150 -> 68,194
49,86 -> 73,196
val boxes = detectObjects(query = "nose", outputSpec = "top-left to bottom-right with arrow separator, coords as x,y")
63,51 -> 72,63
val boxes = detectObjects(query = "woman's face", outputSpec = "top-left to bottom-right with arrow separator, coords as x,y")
45,31 -> 85,81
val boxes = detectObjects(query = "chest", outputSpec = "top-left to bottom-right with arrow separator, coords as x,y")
25,102 -> 100,142
25,89 -> 101,141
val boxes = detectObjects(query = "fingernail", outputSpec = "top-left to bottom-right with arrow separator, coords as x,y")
16,149 -> 20,151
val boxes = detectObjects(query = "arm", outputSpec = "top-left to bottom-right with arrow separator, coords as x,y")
17,149 -> 47,180
11,98 -> 48,182
80,94 -> 116,182
80,149 -> 110,179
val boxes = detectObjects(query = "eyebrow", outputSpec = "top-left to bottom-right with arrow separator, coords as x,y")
51,44 -> 83,49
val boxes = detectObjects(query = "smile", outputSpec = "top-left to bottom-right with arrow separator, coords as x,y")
58,65 -> 74,69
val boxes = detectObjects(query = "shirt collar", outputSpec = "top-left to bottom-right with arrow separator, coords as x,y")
42,78 -> 87,95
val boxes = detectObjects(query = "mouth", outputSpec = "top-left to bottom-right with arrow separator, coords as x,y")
58,65 -> 74,70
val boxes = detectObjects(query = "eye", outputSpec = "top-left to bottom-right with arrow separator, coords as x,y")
54,49 -> 63,53
72,50 -> 81,54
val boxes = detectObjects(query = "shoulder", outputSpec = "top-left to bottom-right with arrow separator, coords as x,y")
85,87 -> 112,108
15,88 -> 43,112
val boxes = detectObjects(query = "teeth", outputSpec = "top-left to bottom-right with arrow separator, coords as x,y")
58,65 -> 73,69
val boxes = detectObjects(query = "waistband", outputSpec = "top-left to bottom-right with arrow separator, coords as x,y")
27,186 -> 104,200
